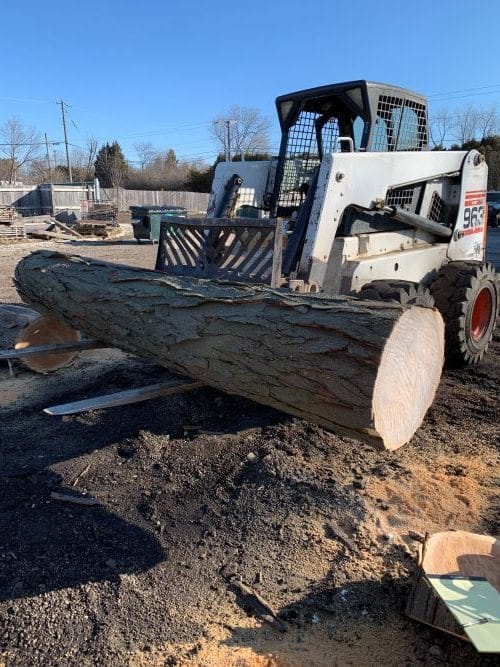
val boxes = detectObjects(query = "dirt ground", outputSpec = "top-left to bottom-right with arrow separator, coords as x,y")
0,233 -> 499,666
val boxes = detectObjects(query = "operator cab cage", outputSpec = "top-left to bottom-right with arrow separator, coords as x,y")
270,80 -> 429,216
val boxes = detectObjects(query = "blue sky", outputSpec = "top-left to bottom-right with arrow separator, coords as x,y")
1,0 -> 499,166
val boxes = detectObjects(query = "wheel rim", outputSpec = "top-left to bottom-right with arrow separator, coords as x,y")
470,287 -> 493,341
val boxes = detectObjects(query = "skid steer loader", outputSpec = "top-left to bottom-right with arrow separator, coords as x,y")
156,80 -> 498,366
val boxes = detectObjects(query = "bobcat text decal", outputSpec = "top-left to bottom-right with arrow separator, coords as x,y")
462,190 -> 486,236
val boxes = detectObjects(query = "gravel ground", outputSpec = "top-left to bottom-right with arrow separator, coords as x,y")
0,234 -> 498,666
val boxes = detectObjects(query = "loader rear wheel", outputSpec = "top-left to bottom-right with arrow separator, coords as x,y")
356,280 -> 435,307
430,262 -> 498,367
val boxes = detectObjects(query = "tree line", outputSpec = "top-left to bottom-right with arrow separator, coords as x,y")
0,105 -> 271,193
429,105 -> 500,189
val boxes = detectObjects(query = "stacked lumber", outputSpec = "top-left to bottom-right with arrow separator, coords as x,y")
15,250 -> 446,450
0,204 -> 19,225
0,224 -> 26,239
73,221 -> 109,237
82,201 -> 117,222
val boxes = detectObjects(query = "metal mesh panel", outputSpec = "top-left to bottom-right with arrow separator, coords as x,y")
386,186 -> 418,211
156,218 -> 282,285
397,100 -> 427,150
321,117 -> 341,154
428,191 -> 445,223
277,112 -> 339,210
372,96 -> 427,151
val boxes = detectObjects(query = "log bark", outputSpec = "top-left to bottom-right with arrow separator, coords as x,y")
15,250 -> 445,450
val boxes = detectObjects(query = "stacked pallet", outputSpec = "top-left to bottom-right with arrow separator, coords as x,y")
73,221 -> 109,237
0,224 -> 26,239
82,202 -> 117,222
0,205 -> 18,224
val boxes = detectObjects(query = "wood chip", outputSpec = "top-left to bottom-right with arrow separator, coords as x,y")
71,463 -> 91,487
233,580 -> 287,632
325,522 -> 361,555
50,491 -> 99,506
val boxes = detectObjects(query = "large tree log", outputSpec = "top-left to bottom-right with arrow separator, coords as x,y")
15,250 -> 445,450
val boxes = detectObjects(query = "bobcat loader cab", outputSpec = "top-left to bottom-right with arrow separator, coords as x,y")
156,80 -> 498,366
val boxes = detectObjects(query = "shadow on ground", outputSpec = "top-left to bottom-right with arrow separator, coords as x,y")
0,366 -> 285,603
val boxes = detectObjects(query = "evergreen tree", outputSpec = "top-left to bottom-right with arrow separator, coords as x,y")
94,141 -> 128,187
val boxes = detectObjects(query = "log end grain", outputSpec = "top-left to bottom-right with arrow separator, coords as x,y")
15,315 -> 81,373
372,307 -> 445,450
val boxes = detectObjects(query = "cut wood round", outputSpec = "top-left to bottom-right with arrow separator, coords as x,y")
406,531 -> 499,641
15,315 -> 81,373
420,531 -> 499,590
14,250 -> 445,449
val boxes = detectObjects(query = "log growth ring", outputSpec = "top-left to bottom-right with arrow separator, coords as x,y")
373,307 -> 444,450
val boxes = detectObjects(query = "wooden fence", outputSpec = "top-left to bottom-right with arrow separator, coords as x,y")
100,188 -> 209,214
0,184 -> 209,218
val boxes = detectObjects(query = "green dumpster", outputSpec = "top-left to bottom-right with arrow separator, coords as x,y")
130,205 -> 187,243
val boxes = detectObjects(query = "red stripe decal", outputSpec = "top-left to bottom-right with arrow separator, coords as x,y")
463,227 -> 484,236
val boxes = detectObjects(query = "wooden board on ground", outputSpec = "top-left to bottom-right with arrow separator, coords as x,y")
44,378 -> 204,415
46,218 -> 83,238
406,530 -> 500,652
28,230 -> 73,241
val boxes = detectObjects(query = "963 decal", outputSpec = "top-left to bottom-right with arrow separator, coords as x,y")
462,190 -> 486,235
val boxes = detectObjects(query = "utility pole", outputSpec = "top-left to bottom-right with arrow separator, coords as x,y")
225,120 -> 232,162
58,99 -> 73,183
217,119 -> 236,162
44,133 -> 52,183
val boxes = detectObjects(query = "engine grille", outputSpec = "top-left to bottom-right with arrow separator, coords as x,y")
428,191 -> 445,223
386,185 -> 421,212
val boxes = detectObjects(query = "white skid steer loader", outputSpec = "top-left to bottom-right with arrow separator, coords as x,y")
156,81 -> 498,366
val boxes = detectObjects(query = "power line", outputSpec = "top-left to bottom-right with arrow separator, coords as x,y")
428,83 -> 500,98
0,141 -> 63,147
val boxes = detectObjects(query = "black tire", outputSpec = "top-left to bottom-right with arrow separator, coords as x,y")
356,280 -> 435,307
430,261 -> 499,367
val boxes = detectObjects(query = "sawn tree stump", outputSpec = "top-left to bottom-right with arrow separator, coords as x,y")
15,250 -> 445,450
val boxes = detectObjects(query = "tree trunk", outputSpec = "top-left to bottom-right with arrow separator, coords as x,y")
15,250 -> 445,450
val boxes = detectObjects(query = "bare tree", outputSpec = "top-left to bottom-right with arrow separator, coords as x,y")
0,117 -> 40,184
429,108 -> 456,148
84,137 -> 98,180
209,106 -> 270,159
453,105 -> 480,145
133,142 -> 156,172
26,158 -> 49,183
476,106 -> 499,141
69,138 -> 98,182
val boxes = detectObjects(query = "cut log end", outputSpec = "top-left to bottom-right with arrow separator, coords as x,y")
373,307 -> 445,450
15,315 -> 81,373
